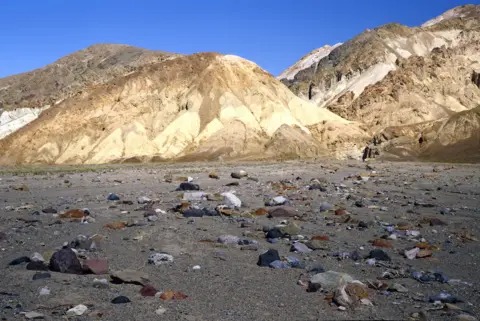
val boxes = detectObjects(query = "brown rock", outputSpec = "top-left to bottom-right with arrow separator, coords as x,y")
59,209 -> 86,219
372,239 -> 393,248
254,208 -> 269,216
268,206 -> 298,218
208,172 -> 219,179
104,222 -> 126,230
416,249 -> 432,258
396,222 -> 410,230
335,209 -> 346,216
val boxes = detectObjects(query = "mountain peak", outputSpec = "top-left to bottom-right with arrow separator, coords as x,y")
422,4 -> 480,28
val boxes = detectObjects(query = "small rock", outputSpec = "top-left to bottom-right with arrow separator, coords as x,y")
176,182 -> 200,191
279,222 -> 301,236
372,239 -> 393,248
268,206 -> 297,218
42,207 -> 57,214
218,235 -> 240,245
416,249 -> 432,258
367,249 -> 391,261
66,304 -> 88,316
111,296 -> 131,304
209,172 -> 219,179
309,271 -> 354,291
93,278 -> 109,288
84,258 -> 108,274
148,253 -> 174,265
39,287 -> 50,295
9,256 -> 30,265
455,314 -> 478,321
155,306 -> 167,315
390,283 -> 408,293
221,192 -> 242,208
291,242 -> 312,253
140,285 -> 158,297
137,196 -> 152,204
107,193 -> 120,201
231,171 -> 248,179
26,261 -> 48,271
335,209 -> 346,215
257,249 -> 280,267
111,270 -> 149,285
319,203 -> 333,212
159,290 -> 188,300
22,311 -> 45,319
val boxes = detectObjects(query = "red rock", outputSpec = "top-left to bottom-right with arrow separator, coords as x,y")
254,208 -> 269,216
335,209 -> 346,216
140,285 -> 157,297
59,209 -> 86,219
84,258 -> 108,275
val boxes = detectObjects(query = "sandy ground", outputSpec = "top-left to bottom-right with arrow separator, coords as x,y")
0,160 -> 479,321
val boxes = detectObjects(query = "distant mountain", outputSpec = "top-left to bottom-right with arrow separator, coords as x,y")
0,52 -> 369,165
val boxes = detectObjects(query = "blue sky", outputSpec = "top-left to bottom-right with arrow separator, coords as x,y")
0,0 -> 474,78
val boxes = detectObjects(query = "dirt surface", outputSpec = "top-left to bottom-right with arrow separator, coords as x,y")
0,160 -> 479,320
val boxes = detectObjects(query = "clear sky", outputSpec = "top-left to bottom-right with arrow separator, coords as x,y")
0,0 -> 475,78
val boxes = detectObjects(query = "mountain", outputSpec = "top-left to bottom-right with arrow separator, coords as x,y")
0,52 -> 369,165
373,106 -> 480,162
0,44 -> 174,139
281,4 -> 480,111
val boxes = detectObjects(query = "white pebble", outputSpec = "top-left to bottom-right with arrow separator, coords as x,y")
192,265 -> 201,270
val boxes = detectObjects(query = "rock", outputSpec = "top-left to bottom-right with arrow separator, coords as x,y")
367,249 -> 391,261
160,290 -> 188,300
269,260 -> 291,269
66,304 -> 88,316
354,200 -> 365,208
268,206 -> 297,218
335,209 -> 346,215
49,248 -> 83,274
59,209 -> 86,220
84,258 -> 108,274
279,222 -> 301,236
416,249 -> 432,258
93,278 -> 109,288
291,242 -> 312,253
42,207 -> 57,214
22,311 -> 45,319
405,248 -> 420,260
111,270 -> 149,285
389,283 -> 408,293
209,172 -> 219,179
306,262 -> 325,273
0,231 -> 6,241
140,285 -> 157,297
319,203 -> 333,212
266,196 -> 287,206
334,282 -> 369,307
39,287 -> 50,295
148,253 -> 174,265
309,184 -> 327,191
183,192 -> 205,201
12,184 -> 29,192
155,307 -> 167,315
32,272 -> 51,280
241,244 -> 259,251
26,261 -> 48,271
372,239 -> 393,248
309,271 -> 355,291
311,235 -> 329,241
9,256 -> 30,265
306,240 -> 330,250
218,235 -> 240,245
257,249 -> 281,267
107,193 -> 120,201
111,296 -> 131,304
221,192 -> 242,208
266,228 -> 283,239
176,182 -> 200,191
137,196 -> 152,204
231,171 -> 248,179
226,181 -> 240,186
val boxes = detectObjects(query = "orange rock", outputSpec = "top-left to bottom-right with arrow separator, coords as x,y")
59,209 -> 85,219
160,290 -> 188,300
415,242 -> 430,249
311,235 -> 329,241
372,239 -> 393,248
254,208 -> 268,216
104,222 -> 126,230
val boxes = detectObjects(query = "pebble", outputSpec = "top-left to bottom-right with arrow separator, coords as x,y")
30,252 -> 45,262
22,311 -> 45,319
93,278 -> 109,288
155,307 -> 167,315
257,249 -> 280,267
32,272 -> 51,280
39,287 -> 50,295
66,304 -> 88,316
218,235 -> 240,245
111,270 -> 149,285
107,193 -> 120,201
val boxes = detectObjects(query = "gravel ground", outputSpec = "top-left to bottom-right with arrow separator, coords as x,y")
0,160 -> 479,321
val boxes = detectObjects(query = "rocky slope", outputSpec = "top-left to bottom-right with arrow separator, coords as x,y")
373,106 -> 480,162
0,52 -> 370,165
281,4 -> 480,111
0,44 -> 174,138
